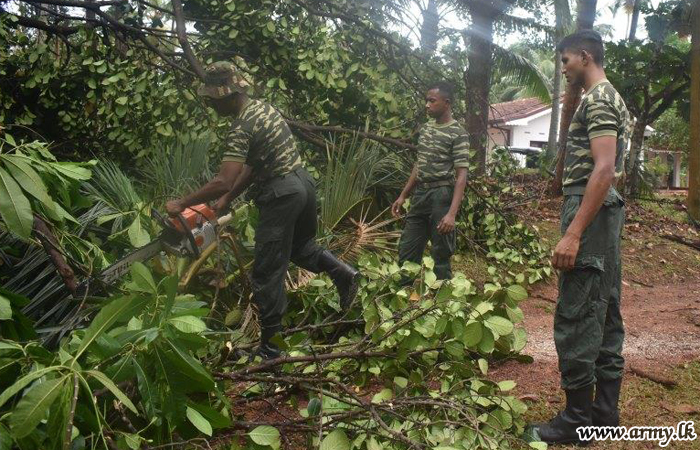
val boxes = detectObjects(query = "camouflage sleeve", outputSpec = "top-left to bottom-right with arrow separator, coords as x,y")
585,97 -> 619,140
222,124 -> 251,163
452,128 -> 471,168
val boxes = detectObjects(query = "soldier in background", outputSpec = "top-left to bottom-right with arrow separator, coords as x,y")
167,62 -> 360,359
391,82 -> 470,282
529,30 -> 630,445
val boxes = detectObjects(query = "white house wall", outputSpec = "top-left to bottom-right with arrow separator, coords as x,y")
509,112 -> 557,148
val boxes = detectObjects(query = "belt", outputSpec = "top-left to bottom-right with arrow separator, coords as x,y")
563,185 -> 621,199
419,179 -> 454,189
259,166 -> 305,183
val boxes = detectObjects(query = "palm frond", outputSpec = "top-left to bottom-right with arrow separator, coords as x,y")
140,134 -> 214,203
320,135 -> 382,232
497,14 -> 554,36
492,44 -> 552,103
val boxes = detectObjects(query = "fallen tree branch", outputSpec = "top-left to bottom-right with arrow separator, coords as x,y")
286,119 -> 417,151
33,215 -> 78,294
662,234 -> 700,252
628,364 -> 677,387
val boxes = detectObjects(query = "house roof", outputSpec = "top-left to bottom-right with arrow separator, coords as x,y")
489,97 -> 553,125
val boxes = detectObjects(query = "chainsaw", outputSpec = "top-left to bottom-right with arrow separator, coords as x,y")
81,204 -> 231,292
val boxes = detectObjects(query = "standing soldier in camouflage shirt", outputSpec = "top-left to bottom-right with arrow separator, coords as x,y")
530,31 -> 630,445
166,62 -> 360,359
391,82 -> 470,281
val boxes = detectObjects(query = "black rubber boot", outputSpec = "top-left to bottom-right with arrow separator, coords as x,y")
592,377 -> 622,427
318,250 -> 360,310
254,323 -> 283,360
529,384 -> 594,446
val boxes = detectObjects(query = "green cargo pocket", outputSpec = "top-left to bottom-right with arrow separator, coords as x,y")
603,188 -> 625,208
556,255 -> 604,321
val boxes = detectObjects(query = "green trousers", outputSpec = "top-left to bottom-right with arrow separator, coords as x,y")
251,168 -> 325,329
555,188 -> 625,390
398,185 -> 456,280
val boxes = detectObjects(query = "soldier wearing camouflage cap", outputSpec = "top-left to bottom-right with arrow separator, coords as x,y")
391,81 -> 470,282
528,30 -> 630,446
167,61 -> 360,360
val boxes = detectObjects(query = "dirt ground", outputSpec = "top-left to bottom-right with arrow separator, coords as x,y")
491,191 -> 700,449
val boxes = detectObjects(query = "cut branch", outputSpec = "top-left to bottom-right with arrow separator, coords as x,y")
171,0 -> 205,79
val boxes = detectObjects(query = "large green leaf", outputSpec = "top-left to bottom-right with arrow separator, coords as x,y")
9,376 -> 68,438
320,429 -> 350,450
1,155 -> 56,215
73,295 -> 150,362
129,261 -> 157,294
0,166 -> 33,240
186,406 -> 212,436
86,370 -> 138,413
0,295 -> 11,321
249,425 -> 280,447
0,367 -> 61,409
162,340 -> 214,391
168,315 -> 206,334
128,215 -> 151,248
133,360 -> 156,417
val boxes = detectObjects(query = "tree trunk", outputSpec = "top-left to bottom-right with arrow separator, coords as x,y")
549,0 -> 598,195
628,0 -> 641,41
465,7 -> 495,174
575,0 -> 597,29
626,118 -> 647,196
420,0 -> 440,54
689,0 -> 700,221
546,56 -> 562,161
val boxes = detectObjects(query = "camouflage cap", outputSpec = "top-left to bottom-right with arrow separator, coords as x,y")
197,61 -> 251,99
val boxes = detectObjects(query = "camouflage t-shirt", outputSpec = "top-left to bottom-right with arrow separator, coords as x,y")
563,80 -> 631,190
415,120 -> 470,183
222,99 -> 302,181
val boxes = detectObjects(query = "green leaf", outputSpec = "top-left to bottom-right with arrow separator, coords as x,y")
320,429 -> 350,450
2,155 -> 55,214
498,380 -> 516,391
73,295 -> 149,362
85,370 -> 138,414
128,216 -> 151,248
133,360 -> 156,417
186,406 -> 212,436
249,425 -> 280,447
116,96 -> 128,105
393,376 -> 408,389
478,358 -> 488,375
0,295 -> 11,320
130,261 -> 157,294
0,367 -> 60,409
168,315 -> 206,334
484,316 -> 514,337
163,340 -> 214,391
0,166 -> 33,240
9,376 -> 67,438
529,442 -> 548,450
506,285 -> 528,302
462,321 -> 483,347
266,21 -> 276,32
371,388 -> 393,404
53,162 -> 92,181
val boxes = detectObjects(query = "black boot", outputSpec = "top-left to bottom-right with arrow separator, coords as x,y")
529,385 -> 594,446
254,324 -> 283,360
318,250 -> 360,310
592,378 -> 622,427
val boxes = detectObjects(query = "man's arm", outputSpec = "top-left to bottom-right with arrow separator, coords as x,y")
391,166 -> 419,217
166,161 -> 244,216
436,167 -> 467,235
552,135 -> 617,270
212,164 -> 254,214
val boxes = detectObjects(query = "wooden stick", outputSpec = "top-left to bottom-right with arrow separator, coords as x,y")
628,364 -> 677,387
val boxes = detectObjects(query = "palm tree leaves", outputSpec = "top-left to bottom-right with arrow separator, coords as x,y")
491,43 -> 552,103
